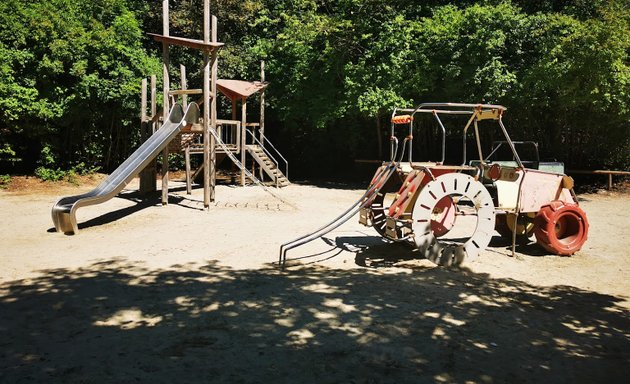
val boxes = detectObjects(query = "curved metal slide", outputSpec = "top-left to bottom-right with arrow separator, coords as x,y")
51,102 -> 200,234
278,162 -> 398,269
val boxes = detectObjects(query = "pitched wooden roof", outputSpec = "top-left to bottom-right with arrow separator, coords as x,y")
217,79 -> 268,100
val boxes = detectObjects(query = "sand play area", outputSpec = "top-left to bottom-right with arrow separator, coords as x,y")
1,176 -> 629,383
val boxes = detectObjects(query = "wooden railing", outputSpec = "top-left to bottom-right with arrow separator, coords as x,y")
567,170 -> 630,190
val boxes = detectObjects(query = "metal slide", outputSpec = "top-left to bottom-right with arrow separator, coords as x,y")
278,162 -> 398,269
51,102 -> 200,234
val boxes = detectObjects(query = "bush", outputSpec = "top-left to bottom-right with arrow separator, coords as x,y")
34,146 -> 100,182
34,166 -> 67,182
0,174 -> 10,189
72,162 -> 101,176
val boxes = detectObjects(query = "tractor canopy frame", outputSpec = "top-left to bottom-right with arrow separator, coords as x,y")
390,102 -> 523,169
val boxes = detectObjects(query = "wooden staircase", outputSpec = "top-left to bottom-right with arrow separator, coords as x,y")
246,144 -> 290,187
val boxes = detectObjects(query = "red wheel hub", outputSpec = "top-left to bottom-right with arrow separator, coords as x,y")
534,201 -> 589,256
431,196 -> 456,237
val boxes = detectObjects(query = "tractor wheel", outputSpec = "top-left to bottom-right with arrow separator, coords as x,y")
495,213 -> 535,240
534,201 -> 589,256
412,173 -> 495,267
367,171 -> 403,237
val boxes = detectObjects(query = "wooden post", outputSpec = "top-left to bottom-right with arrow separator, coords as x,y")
139,78 -> 151,194
241,96 -> 247,186
151,75 -> 157,125
141,78 -> 148,122
161,0 -> 170,205
150,75 -> 158,191
259,60 -> 266,181
260,60 -> 265,147
203,1 -> 213,207
180,64 -> 192,194
140,75 -> 158,194
185,146 -> 192,194
210,14 -> 218,201
608,173 -> 613,190
180,64 -> 188,110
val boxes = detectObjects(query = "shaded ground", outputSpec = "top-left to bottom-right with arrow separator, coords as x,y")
0,177 -> 629,383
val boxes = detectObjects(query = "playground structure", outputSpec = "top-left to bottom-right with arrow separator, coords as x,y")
280,103 -> 589,268
52,0 -> 288,234
140,70 -> 289,195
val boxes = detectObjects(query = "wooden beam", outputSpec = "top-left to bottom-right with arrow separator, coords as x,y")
181,123 -> 204,133
148,33 -> 224,51
567,169 -> 630,190
567,169 -> 630,175
168,89 -> 203,96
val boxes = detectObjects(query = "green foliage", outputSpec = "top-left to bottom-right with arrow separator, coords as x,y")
0,144 -> 21,167
34,166 -> 67,182
156,153 -> 186,172
245,0 -> 629,171
1,0 -> 628,179
72,162 -> 101,176
0,0 -> 159,172
34,145 -> 100,182
34,145 -> 65,181
0,174 -> 10,189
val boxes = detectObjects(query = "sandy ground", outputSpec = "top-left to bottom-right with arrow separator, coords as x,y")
1,176 -> 629,383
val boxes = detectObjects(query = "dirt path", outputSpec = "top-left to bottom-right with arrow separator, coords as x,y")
1,178 -> 628,383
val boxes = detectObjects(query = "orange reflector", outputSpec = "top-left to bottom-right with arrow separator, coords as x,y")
391,115 -> 413,124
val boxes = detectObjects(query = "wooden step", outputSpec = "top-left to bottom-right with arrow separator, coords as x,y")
245,145 -> 289,187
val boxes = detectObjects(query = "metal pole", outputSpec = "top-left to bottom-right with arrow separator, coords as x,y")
433,112 -> 447,164
498,117 -> 524,168
408,120 -> 413,164
474,120 -> 484,163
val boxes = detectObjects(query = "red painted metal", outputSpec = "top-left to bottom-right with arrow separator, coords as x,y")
534,201 -> 589,255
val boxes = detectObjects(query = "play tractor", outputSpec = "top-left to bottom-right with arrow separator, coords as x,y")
358,103 -> 589,266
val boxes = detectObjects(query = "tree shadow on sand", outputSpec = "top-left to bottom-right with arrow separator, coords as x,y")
1,256 -> 629,384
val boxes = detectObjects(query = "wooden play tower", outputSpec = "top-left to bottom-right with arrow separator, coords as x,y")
139,0 -> 288,208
